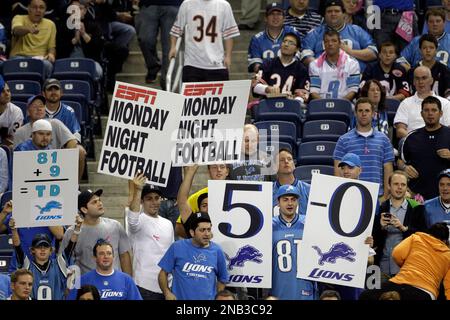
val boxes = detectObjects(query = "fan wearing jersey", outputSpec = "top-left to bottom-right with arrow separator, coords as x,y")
272,184 -> 318,300
0,76 -> 23,147
309,30 -> 360,101
9,216 -> 82,300
361,42 -> 410,101
247,3 -> 300,73
169,0 -> 240,82
300,0 -> 377,72
399,8 -> 450,70
67,240 -> 142,300
253,32 -> 310,104
407,34 -> 450,99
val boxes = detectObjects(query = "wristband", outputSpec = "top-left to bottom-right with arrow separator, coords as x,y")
73,228 -> 82,235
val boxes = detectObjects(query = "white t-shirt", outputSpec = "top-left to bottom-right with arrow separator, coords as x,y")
126,208 -> 174,293
0,102 -> 23,137
394,92 -> 450,132
309,53 -> 360,99
170,0 -> 240,69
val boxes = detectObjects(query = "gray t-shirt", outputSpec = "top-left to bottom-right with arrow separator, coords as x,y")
13,118 -> 75,148
62,217 -> 132,275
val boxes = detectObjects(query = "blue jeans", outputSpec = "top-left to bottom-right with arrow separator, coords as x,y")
109,21 -> 136,47
135,5 -> 179,88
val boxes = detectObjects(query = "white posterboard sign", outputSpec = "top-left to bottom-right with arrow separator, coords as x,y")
98,81 -> 183,187
172,80 -> 251,166
297,174 -> 379,289
208,180 -> 272,288
12,149 -> 78,227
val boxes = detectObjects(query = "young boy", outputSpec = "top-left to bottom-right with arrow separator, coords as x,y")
9,215 -> 82,300
408,34 -> 450,98
361,42 -> 410,101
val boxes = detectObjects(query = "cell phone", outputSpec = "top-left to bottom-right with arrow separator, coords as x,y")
384,213 -> 392,218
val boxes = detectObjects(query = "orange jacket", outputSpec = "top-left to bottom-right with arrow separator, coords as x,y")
390,232 -> 450,299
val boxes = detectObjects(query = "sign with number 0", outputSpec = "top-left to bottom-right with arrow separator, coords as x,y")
297,173 -> 379,289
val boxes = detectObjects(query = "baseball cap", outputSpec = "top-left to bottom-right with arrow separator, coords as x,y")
78,189 -> 103,212
27,94 -> 46,108
141,184 -> 163,199
438,169 -> 450,181
189,212 -> 212,231
324,0 -> 345,11
43,78 -> 61,91
32,233 -> 52,248
266,2 -> 284,15
338,153 -> 361,168
32,119 -> 52,132
276,184 -> 301,199
0,75 -> 4,92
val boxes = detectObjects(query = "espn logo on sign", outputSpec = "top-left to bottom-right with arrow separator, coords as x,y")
115,84 -> 157,105
325,102 -> 335,108
320,124 -> 330,131
184,83 -> 224,96
316,145 -> 325,152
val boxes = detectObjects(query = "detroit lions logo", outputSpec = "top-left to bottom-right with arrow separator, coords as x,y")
225,245 -> 263,270
35,201 -> 62,214
312,242 -> 356,265
193,253 -> 207,263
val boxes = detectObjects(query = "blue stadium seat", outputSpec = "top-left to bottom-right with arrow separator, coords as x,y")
254,98 -> 302,124
8,80 -> 41,102
297,141 -> 336,165
307,99 -> 353,125
262,138 -> 296,160
60,80 -> 91,110
2,59 -> 46,84
302,120 -> 347,142
293,165 -> 334,183
254,120 -> 298,148
11,101 -> 27,121
385,98 -> 400,126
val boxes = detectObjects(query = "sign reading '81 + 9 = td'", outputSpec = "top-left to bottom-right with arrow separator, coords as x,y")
13,149 -> 78,228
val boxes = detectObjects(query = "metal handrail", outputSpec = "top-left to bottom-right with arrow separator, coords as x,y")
166,37 -> 183,93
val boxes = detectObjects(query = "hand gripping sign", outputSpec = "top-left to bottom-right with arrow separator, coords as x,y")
297,173 -> 379,289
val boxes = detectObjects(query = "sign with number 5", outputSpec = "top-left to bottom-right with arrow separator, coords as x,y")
297,173 -> 379,289
208,180 -> 272,288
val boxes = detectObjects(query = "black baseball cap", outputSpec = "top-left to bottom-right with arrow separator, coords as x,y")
189,212 -> 212,231
438,169 -> 450,181
78,189 -> 103,212
43,78 -> 61,91
266,2 -> 284,15
32,233 -> 52,248
141,184 -> 163,199
324,0 -> 345,11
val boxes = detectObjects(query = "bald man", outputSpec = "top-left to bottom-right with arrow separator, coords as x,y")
394,66 -> 450,139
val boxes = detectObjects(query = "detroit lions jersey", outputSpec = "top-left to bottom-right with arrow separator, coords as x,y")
301,24 -> 377,71
67,270 -> 143,300
272,214 -> 317,300
0,102 -> 23,142
24,255 -> 68,300
46,103 -> 81,139
361,61 -> 411,98
309,52 -> 360,99
247,25 -> 300,72
399,32 -> 450,69
259,57 -> 310,95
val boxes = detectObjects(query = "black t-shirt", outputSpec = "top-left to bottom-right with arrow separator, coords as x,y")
402,126 -> 450,199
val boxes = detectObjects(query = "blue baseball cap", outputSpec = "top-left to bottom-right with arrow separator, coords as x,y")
338,153 -> 361,168
438,169 -> 450,181
266,2 -> 284,15
276,185 -> 301,199
26,94 -> 46,108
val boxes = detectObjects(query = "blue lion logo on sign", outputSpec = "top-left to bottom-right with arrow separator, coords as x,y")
312,242 -> 356,265
35,201 -> 62,215
225,245 -> 263,270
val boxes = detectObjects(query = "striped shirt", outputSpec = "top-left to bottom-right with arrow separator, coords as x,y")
333,129 -> 395,194
283,9 -> 323,40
